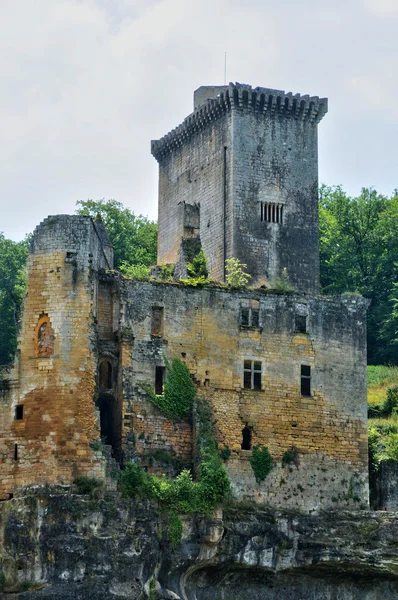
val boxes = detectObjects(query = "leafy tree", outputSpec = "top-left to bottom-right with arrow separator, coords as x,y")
76,199 -> 157,270
225,258 -> 250,289
319,186 -> 398,364
0,234 -> 29,364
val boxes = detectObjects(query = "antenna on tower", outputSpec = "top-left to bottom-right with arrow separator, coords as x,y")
224,52 -> 227,85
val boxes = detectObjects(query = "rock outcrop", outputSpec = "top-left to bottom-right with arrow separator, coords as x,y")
0,488 -> 397,599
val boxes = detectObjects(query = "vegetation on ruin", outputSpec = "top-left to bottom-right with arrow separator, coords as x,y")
76,199 -> 157,271
144,357 -> 197,419
120,396 -> 230,542
249,445 -> 273,483
225,257 -> 251,289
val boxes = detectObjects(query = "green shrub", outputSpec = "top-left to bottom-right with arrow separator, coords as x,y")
158,263 -> 175,281
384,433 -> 398,462
249,446 -> 273,483
272,267 -> 292,292
220,444 -> 231,461
120,263 -> 151,280
368,386 -> 398,418
282,446 -> 300,468
120,398 -> 230,516
74,476 -> 102,495
0,572 -> 5,591
187,248 -> 208,278
168,513 -> 183,547
225,258 -> 250,289
145,357 -> 197,419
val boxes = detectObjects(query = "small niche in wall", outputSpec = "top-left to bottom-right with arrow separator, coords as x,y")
34,314 -> 55,357
151,306 -> 164,337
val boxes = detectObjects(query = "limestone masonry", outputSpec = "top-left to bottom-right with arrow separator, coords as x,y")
0,83 -> 369,512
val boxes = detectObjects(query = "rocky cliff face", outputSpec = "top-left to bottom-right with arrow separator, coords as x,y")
0,488 -> 397,600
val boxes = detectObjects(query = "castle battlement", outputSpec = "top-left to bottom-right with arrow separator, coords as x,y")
151,82 -> 328,160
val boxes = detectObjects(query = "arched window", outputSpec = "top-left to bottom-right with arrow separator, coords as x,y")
241,427 -> 252,450
99,360 -> 113,389
34,314 -> 55,357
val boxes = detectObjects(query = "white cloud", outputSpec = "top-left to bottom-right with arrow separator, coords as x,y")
0,0 -> 397,239
364,0 -> 398,17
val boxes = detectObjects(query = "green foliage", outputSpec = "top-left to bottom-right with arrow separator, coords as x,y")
149,577 -> 157,600
74,476 -> 102,495
0,233 -> 29,364
272,268 -> 293,292
145,357 -> 197,420
368,386 -> 398,418
76,199 -> 157,271
281,446 -> 300,468
249,446 -> 273,483
319,186 -> 398,365
168,513 -> 183,547
89,440 -> 102,451
145,448 -> 186,471
384,433 -> 398,462
158,263 -> 175,281
220,444 -> 231,461
120,398 -> 230,517
186,248 -> 208,278
0,572 -> 5,590
120,263 -> 151,281
225,258 -> 250,289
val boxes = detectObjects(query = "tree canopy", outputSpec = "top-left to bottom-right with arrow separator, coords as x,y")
319,185 -> 398,364
76,199 -> 157,271
0,234 -> 29,364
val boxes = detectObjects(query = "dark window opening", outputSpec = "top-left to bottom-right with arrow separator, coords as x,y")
240,300 -> 260,328
260,202 -> 283,224
151,307 -> 164,337
15,405 -> 24,420
295,315 -> 307,334
243,360 -> 262,390
155,366 -> 165,395
98,393 -> 121,460
99,360 -> 113,389
241,427 -> 252,450
301,365 -> 311,396
14,443 -> 18,461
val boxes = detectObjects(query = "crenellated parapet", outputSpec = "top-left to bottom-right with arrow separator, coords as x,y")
151,82 -> 328,160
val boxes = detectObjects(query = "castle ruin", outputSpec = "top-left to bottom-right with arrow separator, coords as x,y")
0,83 -> 369,512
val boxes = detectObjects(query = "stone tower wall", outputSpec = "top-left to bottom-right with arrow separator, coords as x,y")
0,216 -> 110,498
152,83 -> 327,290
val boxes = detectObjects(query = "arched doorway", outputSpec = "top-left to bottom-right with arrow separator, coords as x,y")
97,393 -> 121,460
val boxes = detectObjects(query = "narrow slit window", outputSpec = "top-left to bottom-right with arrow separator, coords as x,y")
243,360 -> 262,390
241,427 -> 252,450
301,365 -> 311,397
14,443 -> 18,461
99,360 -> 113,389
155,366 -> 166,395
15,405 -> 24,420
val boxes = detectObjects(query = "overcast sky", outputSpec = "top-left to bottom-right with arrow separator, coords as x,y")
1,0 -> 397,241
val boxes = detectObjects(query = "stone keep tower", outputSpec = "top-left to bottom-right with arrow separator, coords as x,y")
152,83 -> 328,292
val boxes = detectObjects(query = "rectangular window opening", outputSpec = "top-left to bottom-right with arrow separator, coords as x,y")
240,301 -> 260,328
243,360 -> 262,390
14,443 -> 18,461
295,315 -> 307,334
155,366 -> 165,395
15,405 -> 24,420
260,202 -> 284,224
301,365 -> 311,397
151,307 -> 164,337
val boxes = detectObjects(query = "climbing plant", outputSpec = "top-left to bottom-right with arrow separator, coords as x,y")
249,445 -> 273,483
144,357 -> 197,419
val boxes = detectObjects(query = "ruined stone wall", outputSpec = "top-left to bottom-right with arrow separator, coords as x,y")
0,216 -> 111,498
153,102 -> 234,281
120,281 -> 368,512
